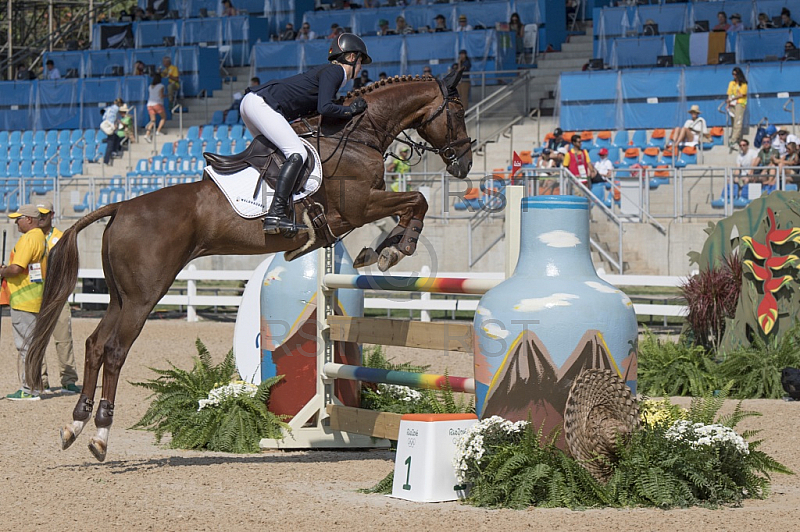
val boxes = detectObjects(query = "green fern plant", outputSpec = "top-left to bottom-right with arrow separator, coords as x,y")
637,329 -> 719,396
131,339 -> 289,453
717,320 -> 800,398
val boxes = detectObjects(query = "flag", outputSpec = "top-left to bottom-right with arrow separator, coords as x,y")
673,32 -> 727,66
511,151 -> 522,178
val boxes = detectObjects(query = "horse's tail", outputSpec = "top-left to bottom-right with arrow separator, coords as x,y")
25,203 -> 119,392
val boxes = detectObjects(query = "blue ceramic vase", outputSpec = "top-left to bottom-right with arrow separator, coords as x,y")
473,196 -> 637,447
260,243 -> 363,418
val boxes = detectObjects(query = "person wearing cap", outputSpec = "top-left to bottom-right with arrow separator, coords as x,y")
240,33 -> 371,235
773,129 -> 789,157
35,201 -> 80,395
563,134 -> 597,185
729,13 -> 744,32
456,14 -> 472,32
595,148 -> 614,181
353,69 -> 372,90
1,205 -> 48,400
433,14 -> 449,32
669,105 -> 709,149
377,19 -> 392,36
386,146 -> 412,192
456,49 -> 472,109
546,127 -> 569,152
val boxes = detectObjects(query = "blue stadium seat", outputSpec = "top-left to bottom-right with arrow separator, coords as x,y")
19,161 -> 32,179
588,148 -> 601,164
7,146 -> 21,162
210,110 -> 224,125
45,161 -> 58,179
32,144 -> 45,161
0,131 -> 8,145
21,130 -> 33,146
58,130 -> 71,147
224,109 -> 240,125
618,148 -> 640,168
216,138 -> 232,155
8,131 -> 21,146
150,158 -> 166,176
178,158 -> 193,176
70,145 -> 83,162
84,143 -> 98,163
7,160 -> 19,176
174,140 -> 189,159
45,130 -> 58,146
200,126 -> 215,143
0,164 -> 8,179
164,157 -> 180,176
58,159 -> 72,177
5,189 -> 20,212
630,130 -> 647,149
611,130 -> 629,150
190,142 -> 204,159
215,125 -> 229,140
186,126 -> 200,142
160,143 -> 174,157
20,144 -> 32,161
73,191 -> 93,213
675,147 -> 697,167
33,130 -> 46,147
70,159 -> 83,176
243,129 -> 253,142
44,143 -> 59,160
641,148 -> 660,167
70,129 -> 83,144
646,130 -> 666,149
229,124 -> 244,141
32,160 -> 44,177
83,129 -> 96,146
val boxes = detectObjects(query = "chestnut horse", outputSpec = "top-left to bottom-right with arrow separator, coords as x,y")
25,71 -> 472,461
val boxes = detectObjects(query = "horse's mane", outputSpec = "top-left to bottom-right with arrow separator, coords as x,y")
342,74 -> 437,101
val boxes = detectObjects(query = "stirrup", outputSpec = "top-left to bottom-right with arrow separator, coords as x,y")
263,214 -> 307,236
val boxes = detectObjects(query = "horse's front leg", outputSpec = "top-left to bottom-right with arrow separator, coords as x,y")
347,190 -> 428,271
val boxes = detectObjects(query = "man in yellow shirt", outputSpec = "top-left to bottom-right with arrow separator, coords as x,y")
36,200 -> 80,395
160,55 -> 180,109
1,204 -> 47,400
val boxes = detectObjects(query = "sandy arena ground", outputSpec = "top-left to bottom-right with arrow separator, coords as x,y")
1,317 -> 799,531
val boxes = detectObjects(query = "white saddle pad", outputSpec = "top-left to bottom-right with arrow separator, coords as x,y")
205,137 -> 323,219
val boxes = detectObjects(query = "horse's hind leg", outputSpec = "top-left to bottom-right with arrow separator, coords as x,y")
60,302 -> 122,451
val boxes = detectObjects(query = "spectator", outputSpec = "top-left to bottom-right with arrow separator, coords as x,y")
133,6 -> 146,21
546,127 -> 569,152
143,7 -> 156,21
773,130 -> 789,156
44,59 -> 61,80
1,204 -> 48,400
729,13 -> 744,32
134,60 -> 146,76
537,148 -> 558,194
554,145 -> 568,167
713,12 -> 730,32
509,12 -> 524,60
669,105 -> 710,149
735,138 -> 758,191
378,19 -> 392,36
594,148 -> 614,181
296,22 -> 316,41
386,146 -> 411,192
755,134 -> 780,190
395,16 -> 414,35
102,99 -> 126,165
433,14 -> 449,32
353,69 -> 372,89
117,104 -> 134,144
456,15 -> 472,32
160,55 -> 180,109
279,23 -> 297,41
16,63 -> 34,80
566,0 -> 578,25
251,76 -> 261,87
779,141 -> 799,184
757,12 -> 775,29
35,201 -> 81,395
784,42 -> 797,60
456,49 -> 471,108
422,66 -> 433,77
328,23 -> 344,39
563,134 -> 596,183
780,8 -> 798,28
101,98 -> 123,125
378,71 -> 388,81
221,0 -> 238,16
726,67 -> 748,149
144,73 -> 167,142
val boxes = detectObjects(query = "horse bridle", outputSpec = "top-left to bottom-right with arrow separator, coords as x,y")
410,80 -> 472,164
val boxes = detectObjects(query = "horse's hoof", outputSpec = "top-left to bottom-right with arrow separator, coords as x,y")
88,438 -> 107,462
60,426 -> 77,450
353,247 -> 379,269
378,247 -> 403,272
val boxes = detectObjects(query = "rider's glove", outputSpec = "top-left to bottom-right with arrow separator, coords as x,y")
349,97 -> 368,116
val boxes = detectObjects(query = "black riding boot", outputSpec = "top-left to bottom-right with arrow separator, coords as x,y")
264,153 -> 305,235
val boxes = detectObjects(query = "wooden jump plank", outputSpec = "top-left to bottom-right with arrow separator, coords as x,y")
327,316 -> 473,352
326,405 -> 402,440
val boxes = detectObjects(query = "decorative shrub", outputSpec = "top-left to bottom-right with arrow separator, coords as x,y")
131,339 -> 288,453
637,329 -> 718,396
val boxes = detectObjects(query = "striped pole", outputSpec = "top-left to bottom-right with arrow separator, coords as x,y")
323,362 -> 476,394
323,274 -> 500,295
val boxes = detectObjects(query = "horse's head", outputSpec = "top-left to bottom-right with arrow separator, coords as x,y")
415,70 -> 472,179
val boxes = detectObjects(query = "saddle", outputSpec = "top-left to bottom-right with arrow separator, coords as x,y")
203,135 -> 315,195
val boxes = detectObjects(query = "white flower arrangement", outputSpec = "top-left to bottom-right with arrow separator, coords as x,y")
665,420 -> 750,455
452,415 -> 529,483
198,381 -> 259,411
375,383 -> 422,402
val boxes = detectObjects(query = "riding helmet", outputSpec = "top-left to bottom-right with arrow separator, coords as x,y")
328,33 -> 373,65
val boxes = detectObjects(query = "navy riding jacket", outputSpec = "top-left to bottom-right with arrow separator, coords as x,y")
249,64 -> 354,121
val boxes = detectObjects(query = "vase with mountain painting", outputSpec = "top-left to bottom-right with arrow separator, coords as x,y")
473,195 -> 638,449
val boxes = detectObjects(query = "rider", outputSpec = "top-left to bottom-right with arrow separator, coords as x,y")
240,33 -> 372,235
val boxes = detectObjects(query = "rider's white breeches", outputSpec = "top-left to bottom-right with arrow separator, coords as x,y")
239,92 -> 307,163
